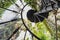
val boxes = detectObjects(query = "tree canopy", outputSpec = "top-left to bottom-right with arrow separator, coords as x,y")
0,0 -> 16,16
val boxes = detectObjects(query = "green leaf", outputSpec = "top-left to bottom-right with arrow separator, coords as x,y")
0,0 -> 16,16
24,0 -> 39,10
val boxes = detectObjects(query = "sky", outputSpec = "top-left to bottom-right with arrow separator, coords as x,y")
0,0 -> 32,23
0,0 -> 60,40
0,0 -> 32,40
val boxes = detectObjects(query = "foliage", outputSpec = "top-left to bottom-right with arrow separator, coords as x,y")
24,0 -> 56,40
0,0 -> 19,40
0,0 -> 16,16
23,19 -> 54,40
24,0 -> 53,40
24,0 -> 39,10
0,22 -> 17,40
0,0 -> 58,40
30,22 -> 53,40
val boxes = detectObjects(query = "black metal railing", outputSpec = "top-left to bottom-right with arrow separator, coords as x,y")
0,0 -> 60,40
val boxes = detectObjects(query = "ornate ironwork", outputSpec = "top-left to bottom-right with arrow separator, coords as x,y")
0,0 -> 60,40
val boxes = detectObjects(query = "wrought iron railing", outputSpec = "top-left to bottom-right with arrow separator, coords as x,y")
0,0 -> 60,40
